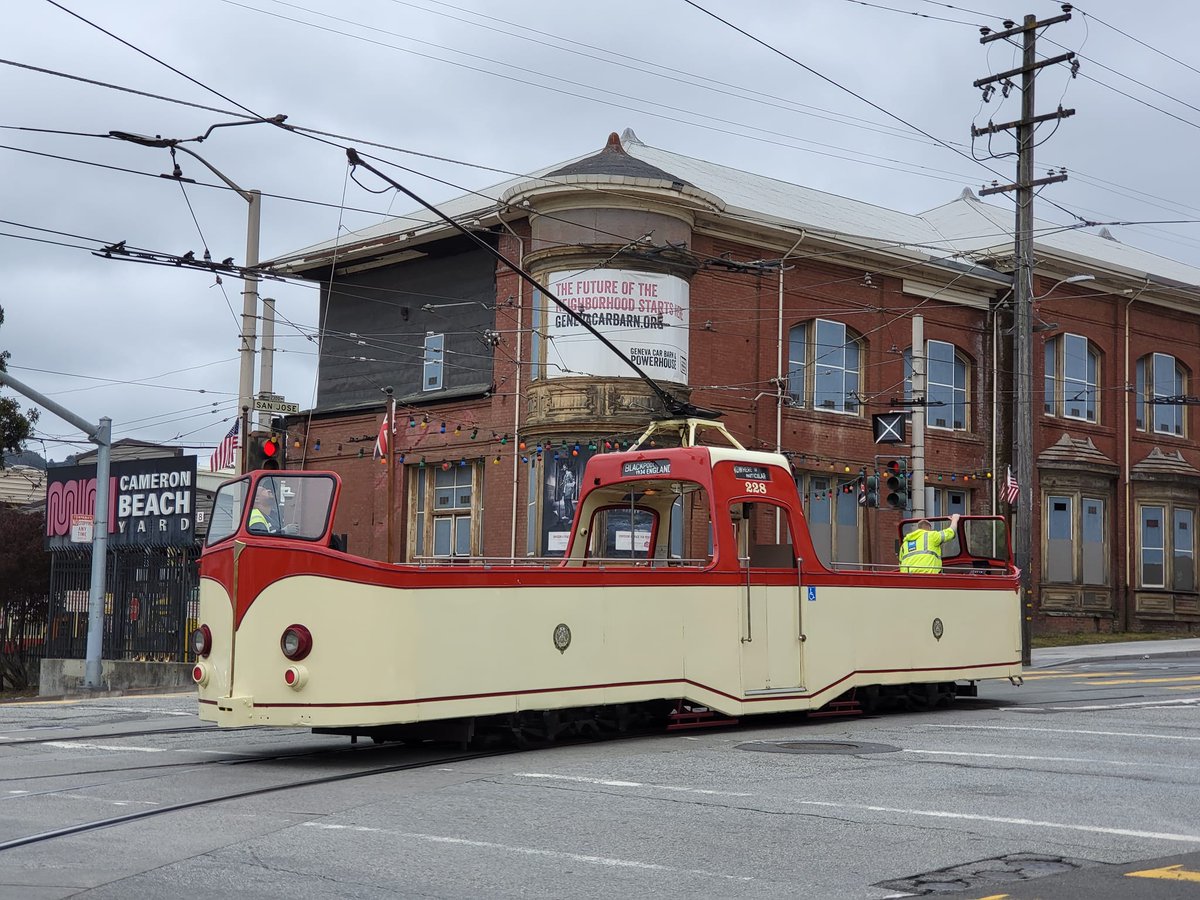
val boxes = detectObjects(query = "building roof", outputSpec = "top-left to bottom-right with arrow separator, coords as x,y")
546,131 -> 690,185
274,130 -> 1200,292
0,465 -> 46,509
69,438 -> 183,465
918,192 -> 1200,288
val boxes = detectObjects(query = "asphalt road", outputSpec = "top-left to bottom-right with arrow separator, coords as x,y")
1,642 -> 1198,899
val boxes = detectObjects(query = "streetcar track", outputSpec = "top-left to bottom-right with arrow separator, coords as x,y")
0,747 -> 521,851
0,735 -> 392,792
0,724 -> 223,747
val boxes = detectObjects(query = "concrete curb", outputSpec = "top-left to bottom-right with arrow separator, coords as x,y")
1030,639 -> 1200,669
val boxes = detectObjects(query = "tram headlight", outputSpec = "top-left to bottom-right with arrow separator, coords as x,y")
191,624 -> 212,658
280,624 -> 313,661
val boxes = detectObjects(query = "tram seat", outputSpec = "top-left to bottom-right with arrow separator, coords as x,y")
749,544 -> 797,568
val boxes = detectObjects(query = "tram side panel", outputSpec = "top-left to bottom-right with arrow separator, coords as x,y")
202,567 -> 778,728
212,576 -> 721,729
199,564 -> 1019,730
799,577 -> 1022,704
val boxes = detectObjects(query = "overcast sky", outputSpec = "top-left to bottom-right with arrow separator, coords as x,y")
3,0 -> 1198,464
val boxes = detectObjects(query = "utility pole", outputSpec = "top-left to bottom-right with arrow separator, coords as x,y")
109,116 -> 285,470
975,10 -> 1076,665
911,315 -> 926,518
259,295 -> 276,431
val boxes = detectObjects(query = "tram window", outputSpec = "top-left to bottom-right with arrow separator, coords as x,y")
734,502 -> 799,568
242,475 -> 336,542
901,518 -> 962,559
574,479 -> 712,567
207,479 -> 249,546
592,508 -> 655,560
963,518 -> 1010,563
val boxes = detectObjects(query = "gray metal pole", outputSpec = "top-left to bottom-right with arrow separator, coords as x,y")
84,418 -> 111,689
239,190 -> 261,455
911,315 -> 926,517
259,294 -> 275,431
0,371 -> 113,688
1013,14 -> 1037,666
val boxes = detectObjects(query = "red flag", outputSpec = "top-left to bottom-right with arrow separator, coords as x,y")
373,415 -> 389,462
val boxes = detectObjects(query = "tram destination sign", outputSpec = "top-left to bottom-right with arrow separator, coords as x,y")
733,464 -> 771,481
622,459 -> 671,477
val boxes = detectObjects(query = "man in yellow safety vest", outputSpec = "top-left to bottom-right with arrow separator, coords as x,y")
248,484 -> 279,534
899,513 -> 960,573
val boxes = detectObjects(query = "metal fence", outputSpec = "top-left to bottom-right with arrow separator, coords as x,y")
0,602 -> 46,691
46,545 -> 200,662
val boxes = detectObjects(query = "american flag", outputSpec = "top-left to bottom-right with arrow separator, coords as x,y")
209,420 -> 239,472
1002,466 -> 1020,506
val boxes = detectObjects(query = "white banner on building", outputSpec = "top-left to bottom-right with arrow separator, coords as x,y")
545,269 -> 689,385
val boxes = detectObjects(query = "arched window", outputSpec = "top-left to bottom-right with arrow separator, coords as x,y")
903,340 -> 969,431
787,319 -> 862,414
1136,353 -> 1186,436
1044,333 -> 1098,423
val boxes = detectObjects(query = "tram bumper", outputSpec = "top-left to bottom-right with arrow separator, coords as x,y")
214,695 -> 256,727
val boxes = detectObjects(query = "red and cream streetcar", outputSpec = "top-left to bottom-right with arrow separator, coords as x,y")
193,418 -> 1021,743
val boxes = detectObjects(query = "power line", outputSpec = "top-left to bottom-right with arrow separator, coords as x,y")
1074,4 -> 1200,81
41,0 -> 261,117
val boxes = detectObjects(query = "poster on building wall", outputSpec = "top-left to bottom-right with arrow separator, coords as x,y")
45,456 -> 198,550
541,446 -> 596,557
544,269 -> 689,385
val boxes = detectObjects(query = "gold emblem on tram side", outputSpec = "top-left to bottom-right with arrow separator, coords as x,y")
932,617 -> 944,641
553,623 -> 572,653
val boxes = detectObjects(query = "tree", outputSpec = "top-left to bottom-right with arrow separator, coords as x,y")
0,506 -> 49,690
0,304 -> 39,469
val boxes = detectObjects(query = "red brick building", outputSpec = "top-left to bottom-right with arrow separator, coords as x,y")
275,129 -> 1200,636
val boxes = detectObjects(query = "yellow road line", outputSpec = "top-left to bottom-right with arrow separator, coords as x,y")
1126,864 -> 1200,882
1083,676 -> 1200,686
1018,671 -> 1134,681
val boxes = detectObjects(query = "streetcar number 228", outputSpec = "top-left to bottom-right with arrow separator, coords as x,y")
744,481 -> 768,494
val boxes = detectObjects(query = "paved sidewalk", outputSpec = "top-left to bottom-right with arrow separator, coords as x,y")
1031,637 -> 1200,668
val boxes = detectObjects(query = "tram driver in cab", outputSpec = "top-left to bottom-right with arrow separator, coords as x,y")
899,513 -> 960,574
248,483 -> 282,534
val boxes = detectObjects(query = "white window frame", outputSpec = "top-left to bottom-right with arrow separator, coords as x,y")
1136,352 -> 1185,436
423,332 -> 445,392
786,319 -> 861,415
904,340 -> 969,431
1044,332 -> 1098,423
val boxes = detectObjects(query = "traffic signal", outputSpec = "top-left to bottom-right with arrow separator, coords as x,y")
865,474 -> 880,508
262,433 -> 283,470
885,458 -> 908,510
246,431 -> 286,471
